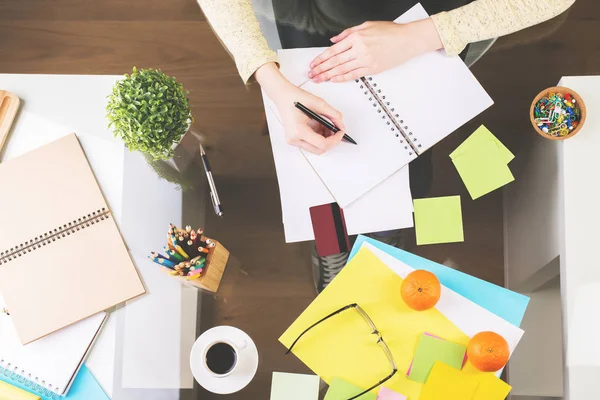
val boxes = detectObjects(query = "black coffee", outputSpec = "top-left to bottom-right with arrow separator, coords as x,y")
206,342 -> 237,375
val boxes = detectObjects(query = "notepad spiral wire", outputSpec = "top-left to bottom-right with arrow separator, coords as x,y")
0,359 -> 61,398
0,208 -> 110,265
356,76 -> 422,156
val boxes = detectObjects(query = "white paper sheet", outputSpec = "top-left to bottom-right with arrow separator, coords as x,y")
0,294 -> 106,396
276,3 -> 493,207
119,155 -> 196,390
264,95 -> 414,243
121,255 -> 197,389
364,243 -> 524,368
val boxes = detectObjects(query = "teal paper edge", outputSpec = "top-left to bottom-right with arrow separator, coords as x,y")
0,364 -> 108,400
349,235 -> 530,327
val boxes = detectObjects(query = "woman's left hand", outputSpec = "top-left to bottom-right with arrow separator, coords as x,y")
309,18 -> 443,83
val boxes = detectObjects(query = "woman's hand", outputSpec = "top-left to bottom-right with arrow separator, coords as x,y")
256,62 -> 345,155
308,18 -> 443,83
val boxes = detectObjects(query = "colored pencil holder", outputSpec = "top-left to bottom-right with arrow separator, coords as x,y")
530,86 -> 586,141
159,238 -> 229,292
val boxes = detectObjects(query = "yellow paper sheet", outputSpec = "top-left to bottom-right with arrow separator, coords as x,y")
279,248 -> 471,400
0,381 -> 40,400
418,362 -> 478,400
471,373 -> 512,400
450,125 -> 514,164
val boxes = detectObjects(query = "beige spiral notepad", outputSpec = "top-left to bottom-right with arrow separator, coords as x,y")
0,133 -> 145,344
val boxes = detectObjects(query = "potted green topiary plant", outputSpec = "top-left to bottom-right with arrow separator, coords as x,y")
107,67 -> 192,161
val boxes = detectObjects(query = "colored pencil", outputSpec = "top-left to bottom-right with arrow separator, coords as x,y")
187,240 -> 198,257
167,249 -> 185,262
175,245 -> 189,259
158,258 -> 176,269
149,255 -> 176,269
190,230 -> 198,248
187,268 -> 203,277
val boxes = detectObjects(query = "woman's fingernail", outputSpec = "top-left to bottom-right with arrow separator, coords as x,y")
310,61 -> 316,68
308,71 -> 314,78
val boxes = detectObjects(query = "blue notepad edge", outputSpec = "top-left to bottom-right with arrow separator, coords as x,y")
0,364 -> 108,400
350,235 -> 530,327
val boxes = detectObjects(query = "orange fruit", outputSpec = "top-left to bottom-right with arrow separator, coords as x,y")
467,331 -> 510,372
401,270 -> 441,311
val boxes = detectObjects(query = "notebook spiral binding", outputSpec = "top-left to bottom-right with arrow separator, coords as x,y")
0,208 -> 110,265
0,359 -> 60,398
356,76 -> 421,155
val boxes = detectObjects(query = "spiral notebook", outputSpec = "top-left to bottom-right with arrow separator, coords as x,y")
0,133 -> 145,345
276,3 -> 493,207
0,292 -> 106,398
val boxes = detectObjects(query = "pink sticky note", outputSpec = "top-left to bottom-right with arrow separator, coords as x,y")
377,386 -> 407,400
406,333 -> 468,376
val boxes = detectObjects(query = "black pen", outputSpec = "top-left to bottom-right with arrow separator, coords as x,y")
199,143 -> 223,217
294,102 -> 357,145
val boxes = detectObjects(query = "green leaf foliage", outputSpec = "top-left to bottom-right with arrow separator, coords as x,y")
107,67 -> 193,160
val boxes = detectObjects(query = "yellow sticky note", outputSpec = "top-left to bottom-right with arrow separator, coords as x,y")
472,373 -> 512,400
418,362 -> 478,400
452,142 -> 515,200
279,247 -> 470,400
413,196 -> 464,245
450,125 -> 514,164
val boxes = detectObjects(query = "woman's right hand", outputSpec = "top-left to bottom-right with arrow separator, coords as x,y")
255,62 -> 346,155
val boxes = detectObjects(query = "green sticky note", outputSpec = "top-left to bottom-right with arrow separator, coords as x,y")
408,334 -> 467,383
452,142 -> 515,200
413,196 -> 464,245
270,372 -> 320,400
324,377 -> 376,400
450,125 -> 514,164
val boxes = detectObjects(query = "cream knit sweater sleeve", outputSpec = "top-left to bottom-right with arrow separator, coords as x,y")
431,0 -> 575,55
197,0 -> 575,83
198,0 -> 278,83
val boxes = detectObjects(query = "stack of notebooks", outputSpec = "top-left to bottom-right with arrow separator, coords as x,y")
0,133 -> 146,397
263,3 -> 494,242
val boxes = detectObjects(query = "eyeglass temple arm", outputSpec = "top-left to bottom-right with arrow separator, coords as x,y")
346,368 -> 398,400
285,303 -> 358,354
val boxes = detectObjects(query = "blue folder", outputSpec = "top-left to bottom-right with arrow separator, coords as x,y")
0,364 -> 108,400
350,235 -> 530,327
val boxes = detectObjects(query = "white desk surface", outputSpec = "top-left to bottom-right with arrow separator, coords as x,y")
558,76 -> 600,399
505,75 -> 600,399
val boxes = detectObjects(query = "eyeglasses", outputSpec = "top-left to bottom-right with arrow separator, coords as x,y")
286,303 -> 397,400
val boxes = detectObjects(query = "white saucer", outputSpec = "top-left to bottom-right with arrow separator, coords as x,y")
190,326 -> 259,394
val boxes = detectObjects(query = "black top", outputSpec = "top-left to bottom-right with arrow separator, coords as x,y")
271,0 -> 473,48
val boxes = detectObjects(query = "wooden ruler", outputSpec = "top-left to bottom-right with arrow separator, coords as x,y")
0,90 -> 20,153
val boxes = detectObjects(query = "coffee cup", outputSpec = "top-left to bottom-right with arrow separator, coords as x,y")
202,339 -> 248,378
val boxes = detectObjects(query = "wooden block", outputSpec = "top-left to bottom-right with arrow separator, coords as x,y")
0,91 -> 20,153
161,239 -> 229,293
